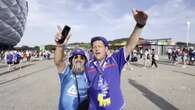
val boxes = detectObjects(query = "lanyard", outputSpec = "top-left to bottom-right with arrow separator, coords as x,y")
92,56 -> 111,107
95,56 -> 107,75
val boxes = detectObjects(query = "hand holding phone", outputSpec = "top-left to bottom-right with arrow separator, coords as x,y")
57,25 -> 71,44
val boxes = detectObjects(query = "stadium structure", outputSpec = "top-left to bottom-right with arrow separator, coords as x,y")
0,0 -> 28,49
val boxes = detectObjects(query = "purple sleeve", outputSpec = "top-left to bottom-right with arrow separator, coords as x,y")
112,48 -> 128,74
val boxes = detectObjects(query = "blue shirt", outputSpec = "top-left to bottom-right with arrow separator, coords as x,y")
6,53 -> 13,63
14,53 -> 21,62
86,48 -> 127,110
58,66 -> 88,110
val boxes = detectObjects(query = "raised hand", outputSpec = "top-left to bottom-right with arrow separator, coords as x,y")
132,9 -> 148,27
55,25 -> 71,45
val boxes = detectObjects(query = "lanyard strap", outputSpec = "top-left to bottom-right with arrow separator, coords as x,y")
95,57 -> 107,75
88,58 -> 106,87
74,73 -> 81,104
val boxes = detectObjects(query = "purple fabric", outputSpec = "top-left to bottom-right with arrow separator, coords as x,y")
7,54 -> 13,64
69,48 -> 86,59
86,48 -> 127,110
69,48 -> 87,63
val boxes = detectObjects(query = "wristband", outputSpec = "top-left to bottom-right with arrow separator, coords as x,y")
56,45 -> 65,48
136,23 -> 145,28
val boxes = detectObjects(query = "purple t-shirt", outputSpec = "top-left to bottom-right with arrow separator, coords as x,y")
86,48 -> 127,110
7,53 -> 13,64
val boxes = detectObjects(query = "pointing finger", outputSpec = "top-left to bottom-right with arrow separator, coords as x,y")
132,8 -> 137,15
57,25 -> 62,32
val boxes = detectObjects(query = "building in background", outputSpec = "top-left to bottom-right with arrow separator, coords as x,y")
110,38 -> 176,55
139,38 -> 176,55
0,0 -> 28,49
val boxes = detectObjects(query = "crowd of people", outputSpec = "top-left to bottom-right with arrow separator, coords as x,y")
126,48 -> 159,69
167,47 -> 195,67
0,50 -> 52,71
125,46 -> 195,70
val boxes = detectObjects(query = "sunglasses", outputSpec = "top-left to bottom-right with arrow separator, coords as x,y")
73,55 -> 85,60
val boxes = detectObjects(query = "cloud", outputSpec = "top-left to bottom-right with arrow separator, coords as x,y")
18,0 -> 195,47
144,0 -> 195,42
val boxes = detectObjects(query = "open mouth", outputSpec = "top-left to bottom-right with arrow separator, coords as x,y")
95,52 -> 101,55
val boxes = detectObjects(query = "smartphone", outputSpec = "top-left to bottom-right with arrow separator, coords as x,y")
58,25 -> 71,44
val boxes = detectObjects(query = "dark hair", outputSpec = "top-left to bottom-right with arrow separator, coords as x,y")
90,36 -> 109,47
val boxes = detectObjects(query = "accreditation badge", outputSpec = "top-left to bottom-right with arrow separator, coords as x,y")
97,75 -> 111,107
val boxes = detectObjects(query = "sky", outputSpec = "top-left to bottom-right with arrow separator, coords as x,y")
17,0 -> 195,46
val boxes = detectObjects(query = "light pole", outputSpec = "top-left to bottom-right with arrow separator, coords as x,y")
186,21 -> 191,49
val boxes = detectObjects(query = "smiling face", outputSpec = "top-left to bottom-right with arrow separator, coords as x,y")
92,40 -> 108,61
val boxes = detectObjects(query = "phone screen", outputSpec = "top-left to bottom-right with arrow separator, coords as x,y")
58,25 -> 71,44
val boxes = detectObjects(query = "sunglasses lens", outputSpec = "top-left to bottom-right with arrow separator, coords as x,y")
74,55 -> 85,60
81,56 -> 85,60
74,56 -> 78,59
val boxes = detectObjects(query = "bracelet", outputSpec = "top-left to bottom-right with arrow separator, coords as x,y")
56,45 -> 65,48
136,23 -> 145,28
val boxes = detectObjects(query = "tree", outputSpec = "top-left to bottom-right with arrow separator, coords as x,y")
45,44 -> 55,51
33,46 -> 40,51
21,45 -> 30,50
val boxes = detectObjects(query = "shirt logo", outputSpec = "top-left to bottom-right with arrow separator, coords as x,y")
67,85 -> 77,97
97,75 -> 111,107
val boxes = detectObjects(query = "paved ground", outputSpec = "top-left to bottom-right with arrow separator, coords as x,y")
0,57 -> 195,110
0,59 -> 59,110
122,57 -> 195,110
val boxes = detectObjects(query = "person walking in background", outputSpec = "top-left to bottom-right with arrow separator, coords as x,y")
167,48 -> 172,61
189,48 -> 194,65
139,48 -> 143,59
171,49 -> 178,65
13,51 -> 22,70
143,48 -> 150,68
6,51 -> 14,71
26,50 -> 31,62
192,49 -> 195,65
151,49 -> 158,68
182,48 -> 188,68
0,51 -> 4,62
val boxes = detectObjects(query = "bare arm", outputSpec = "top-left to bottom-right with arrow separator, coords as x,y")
54,26 -> 70,73
125,9 -> 148,56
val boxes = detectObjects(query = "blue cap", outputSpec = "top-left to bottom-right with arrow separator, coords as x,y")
91,36 -> 109,47
69,48 -> 87,62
